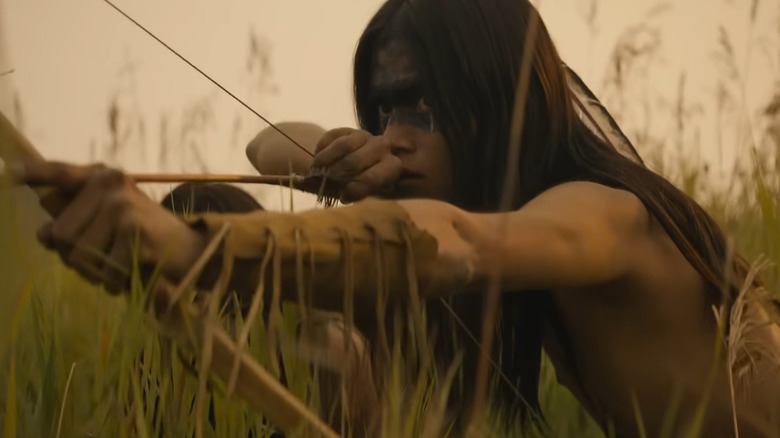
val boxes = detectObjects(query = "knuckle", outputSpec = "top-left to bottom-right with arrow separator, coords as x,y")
333,127 -> 357,137
337,155 -> 361,176
353,129 -> 370,141
317,127 -> 353,152
315,138 -> 331,154
332,136 -> 355,155
116,210 -> 140,235
93,165 -> 127,187
105,189 -> 134,214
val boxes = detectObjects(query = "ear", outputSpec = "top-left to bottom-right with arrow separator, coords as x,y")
245,122 -> 326,176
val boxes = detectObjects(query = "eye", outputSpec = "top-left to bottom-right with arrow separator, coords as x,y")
377,103 -> 392,132
416,97 -> 431,112
378,103 -> 393,117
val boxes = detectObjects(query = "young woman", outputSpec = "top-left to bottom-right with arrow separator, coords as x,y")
16,0 -> 780,436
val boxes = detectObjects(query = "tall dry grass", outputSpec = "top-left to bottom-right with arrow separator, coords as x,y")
1,1 -> 779,437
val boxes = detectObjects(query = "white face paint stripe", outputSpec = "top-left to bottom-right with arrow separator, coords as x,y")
383,106 -> 437,134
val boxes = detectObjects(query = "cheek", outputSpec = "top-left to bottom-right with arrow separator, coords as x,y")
423,135 -> 454,188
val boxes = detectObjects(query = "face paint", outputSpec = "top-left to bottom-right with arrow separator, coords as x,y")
379,98 -> 437,133
385,107 -> 435,132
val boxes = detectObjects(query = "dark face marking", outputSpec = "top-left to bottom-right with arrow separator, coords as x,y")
369,41 -> 454,202
380,101 -> 436,132
370,41 -> 437,133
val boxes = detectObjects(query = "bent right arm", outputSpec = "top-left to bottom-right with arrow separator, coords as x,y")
245,122 -> 324,175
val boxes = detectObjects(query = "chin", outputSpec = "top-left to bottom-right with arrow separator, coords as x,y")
394,179 -> 427,199
395,180 -> 447,201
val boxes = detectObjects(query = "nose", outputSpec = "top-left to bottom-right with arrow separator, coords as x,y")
383,124 -> 416,156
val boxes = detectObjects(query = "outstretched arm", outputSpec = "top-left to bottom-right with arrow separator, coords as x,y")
192,181 -> 651,304
440,181 -> 651,292
16,160 -> 649,309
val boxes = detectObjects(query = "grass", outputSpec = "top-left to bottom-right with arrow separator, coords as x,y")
1,1 -> 780,437
2,139 -> 779,438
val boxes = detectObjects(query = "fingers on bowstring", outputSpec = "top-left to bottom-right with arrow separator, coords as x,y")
326,138 -> 387,181
311,129 -> 373,169
314,127 -> 357,155
340,155 -> 402,204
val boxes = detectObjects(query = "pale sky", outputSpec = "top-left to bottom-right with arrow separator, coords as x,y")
1,0 -> 777,209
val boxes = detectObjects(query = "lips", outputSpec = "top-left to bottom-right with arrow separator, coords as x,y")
395,170 -> 424,196
399,169 -> 424,180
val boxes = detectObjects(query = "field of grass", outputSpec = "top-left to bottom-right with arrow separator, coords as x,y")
1,2 -> 779,437
1,154 -> 778,438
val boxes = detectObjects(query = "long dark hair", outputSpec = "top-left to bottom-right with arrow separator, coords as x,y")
353,0 -> 754,430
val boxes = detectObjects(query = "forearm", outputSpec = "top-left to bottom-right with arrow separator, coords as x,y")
185,198 -> 476,313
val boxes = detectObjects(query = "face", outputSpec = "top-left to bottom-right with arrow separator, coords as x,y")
370,41 -> 454,201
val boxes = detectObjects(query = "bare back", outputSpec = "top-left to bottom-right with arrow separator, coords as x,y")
545,198 -> 780,438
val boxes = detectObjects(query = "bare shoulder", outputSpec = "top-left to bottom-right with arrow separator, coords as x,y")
540,182 -> 704,300
535,180 -> 644,208
529,181 -> 660,288
529,181 -> 651,234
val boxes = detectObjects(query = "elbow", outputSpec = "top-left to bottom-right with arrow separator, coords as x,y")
245,123 -> 320,175
446,210 -> 498,292
407,203 -> 482,297
455,216 -> 616,291
558,223 -> 630,287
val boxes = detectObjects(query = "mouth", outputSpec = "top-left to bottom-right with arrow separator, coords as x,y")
399,169 -> 424,180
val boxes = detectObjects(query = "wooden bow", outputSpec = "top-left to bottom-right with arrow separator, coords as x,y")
0,110 -> 340,437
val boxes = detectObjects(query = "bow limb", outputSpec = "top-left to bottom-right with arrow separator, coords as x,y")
0,110 -> 340,438
0,111 -> 72,213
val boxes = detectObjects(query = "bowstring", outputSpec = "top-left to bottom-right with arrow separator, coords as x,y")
438,298 -> 525,400
103,0 -> 313,159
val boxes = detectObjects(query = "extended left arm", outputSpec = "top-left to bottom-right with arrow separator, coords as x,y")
14,158 -> 648,308
192,181 -> 650,307
397,181 -> 650,293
